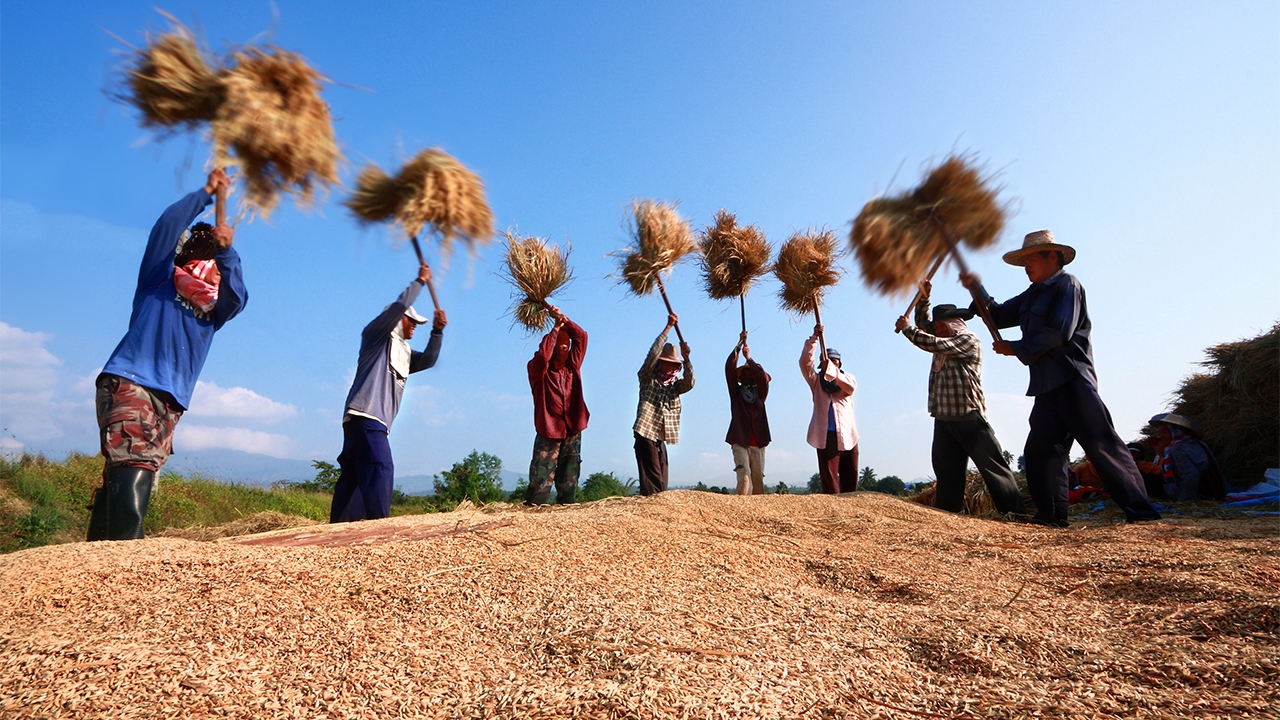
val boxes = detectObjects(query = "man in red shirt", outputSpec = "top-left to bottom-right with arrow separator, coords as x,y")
525,306 -> 589,504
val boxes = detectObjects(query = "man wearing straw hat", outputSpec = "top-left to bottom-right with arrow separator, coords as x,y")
87,168 -> 247,542
525,306 -> 589,505
633,313 -> 694,496
896,281 -> 1028,515
801,325 -> 859,494
725,331 -> 771,495
330,265 -> 447,523
961,230 -> 1160,526
1149,413 -> 1224,501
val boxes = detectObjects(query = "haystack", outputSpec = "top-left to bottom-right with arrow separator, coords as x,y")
346,148 -> 495,257
501,231 -> 573,333
849,155 -> 1007,298
910,473 -> 1000,517
117,16 -> 341,218
1145,322 -> 1279,485
698,210 -> 771,300
615,200 -> 697,341
774,229 -> 841,318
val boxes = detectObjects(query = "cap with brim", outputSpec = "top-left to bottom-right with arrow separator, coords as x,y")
404,305 -> 429,324
1002,230 -> 1077,267
656,343 -> 682,365
1151,412 -> 1199,436
825,348 -> 841,363
931,304 -> 976,322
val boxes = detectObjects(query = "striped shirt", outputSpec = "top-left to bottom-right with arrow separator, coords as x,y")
632,330 -> 695,443
903,299 -> 986,418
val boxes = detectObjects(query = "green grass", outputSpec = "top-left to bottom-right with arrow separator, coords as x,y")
0,453 -> 334,554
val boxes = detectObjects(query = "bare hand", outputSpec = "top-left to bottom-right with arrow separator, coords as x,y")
895,315 -> 909,332
921,279 -> 932,296
993,340 -> 1015,356
203,167 -> 230,196
738,330 -> 748,346
679,341 -> 690,358
666,313 -> 679,329
548,304 -> 565,324
213,224 -> 234,249
959,271 -> 980,290
742,343 -> 751,360
433,309 -> 448,331
417,264 -> 432,284
814,323 -> 823,337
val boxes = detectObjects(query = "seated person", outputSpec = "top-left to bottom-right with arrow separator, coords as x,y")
1150,413 -> 1225,501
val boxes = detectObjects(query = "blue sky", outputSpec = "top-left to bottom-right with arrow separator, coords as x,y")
2,1 -> 1277,490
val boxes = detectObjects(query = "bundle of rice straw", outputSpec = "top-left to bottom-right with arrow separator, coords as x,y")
697,209 -> 771,300
118,15 -> 341,218
849,154 -> 1008,298
617,200 -> 697,297
346,148 -> 495,255
1142,323 -> 1279,485
909,473 -> 1001,517
774,228 -> 841,317
501,231 -> 573,333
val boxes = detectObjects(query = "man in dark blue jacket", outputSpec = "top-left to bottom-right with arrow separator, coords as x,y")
89,168 -> 248,541
330,265 -> 446,523
962,230 -> 1159,527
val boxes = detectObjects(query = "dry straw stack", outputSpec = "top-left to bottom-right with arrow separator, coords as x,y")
774,229 -> 841,318
616,200 -> 698,341
119,16 -> 341,218
346,149 -> 495,256
501,232 -> 573,333
698,210 -> 771,331
1145,323 -> 1279,485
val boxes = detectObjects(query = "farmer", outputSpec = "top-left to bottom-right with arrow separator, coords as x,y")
525,306 -> 589,505
896,280 -> 1027,515
633,313 -> 694,495
961,230 -> 1160,527
1150,413 -> 1224,501
88,168 -> 247,542
724,331 -> 771,495
801,325 -> 858,493
330,265 -> 446,523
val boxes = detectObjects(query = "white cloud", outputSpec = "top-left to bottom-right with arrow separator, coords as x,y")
186,381 -> 298,423
0,322 -> 62,440
0,437 -> 23,458
175,424 -> 301,459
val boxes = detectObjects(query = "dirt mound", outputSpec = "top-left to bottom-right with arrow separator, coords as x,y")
2,491 -> 1276,719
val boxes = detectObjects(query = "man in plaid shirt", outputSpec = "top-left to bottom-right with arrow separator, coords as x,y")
633,313 -> 694,495
896,280 -> 1027,515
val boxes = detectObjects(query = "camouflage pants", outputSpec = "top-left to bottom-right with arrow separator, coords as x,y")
96,374 -> 183,473
526,433 -> 581,505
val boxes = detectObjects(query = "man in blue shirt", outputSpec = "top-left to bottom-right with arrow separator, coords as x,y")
89,168 -> 248,541
329,265 -> 446,522
962,230 -> 1159,527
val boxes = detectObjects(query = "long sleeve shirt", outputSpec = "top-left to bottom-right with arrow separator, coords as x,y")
632,330 -> 695,443
101,190 -> 248,410
528,319 -> 589,440
800,336 -> 857,451
902,295 -> 986,418
970,270 -> 1097,396
724,347 -> 771,447
343,280 -> 442,430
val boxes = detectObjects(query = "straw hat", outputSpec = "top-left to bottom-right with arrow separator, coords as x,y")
1002,230 -> 1077,267
656,343 -> 683,366
1151,412 -> 1200,436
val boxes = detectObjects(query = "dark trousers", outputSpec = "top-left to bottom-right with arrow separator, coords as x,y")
1025,377 -> 1160,523
933,411 -> 1027,515
634,433 -> 668,496
330,417 -> 394,523
527,433 -> 582,504
817,431 -> 858,494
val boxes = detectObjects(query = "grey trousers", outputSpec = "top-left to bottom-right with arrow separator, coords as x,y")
932,411 -> 1027,515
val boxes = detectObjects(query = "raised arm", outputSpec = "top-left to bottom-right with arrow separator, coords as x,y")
902,326 -> 980,361
1010,278 -> 1082,362
725,344 -> 741,394
211,245 -> 248,329
363,278 -> 425,345
961,272 -> 1022,330
410,309 -> 447,373
138,190 -> 212,291
563,317 -> 587,371
914,281 -> 932,328
674,342 -> 695,395
800,335 -> 819,387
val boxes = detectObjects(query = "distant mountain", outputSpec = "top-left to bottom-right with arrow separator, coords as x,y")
165,451 -> 318,486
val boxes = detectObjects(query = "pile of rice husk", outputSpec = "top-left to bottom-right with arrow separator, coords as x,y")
501,231 -> 573,333
1144,322 -> 1279,486
697,209 -> 771,300
156,511 -> 320,542
346,148 -> 495,256
617,200 -> 697,297
118,16 -> 341,218
8,492 -> 1273,718
774,229 -> 841,315
850,155 -> 1009,298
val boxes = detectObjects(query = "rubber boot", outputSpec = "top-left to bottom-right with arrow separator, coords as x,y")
85,479 -> 112,541
105,467 -> 154,540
